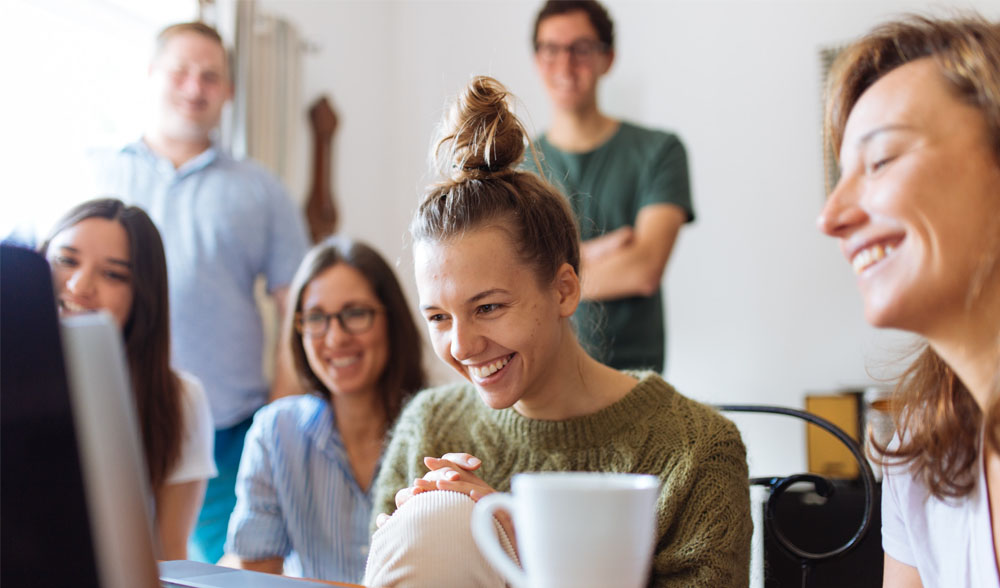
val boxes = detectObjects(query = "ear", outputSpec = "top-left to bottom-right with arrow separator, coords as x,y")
552,262 -> 581,318
598,49 -> 615,76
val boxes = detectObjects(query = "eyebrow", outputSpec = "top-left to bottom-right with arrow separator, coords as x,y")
57,245 -> 131,269
304,300 -> 378,311
419,288 -> 511,312
856,123 -> 917,145
107,258 -> 132,269
467,288 -> 510,304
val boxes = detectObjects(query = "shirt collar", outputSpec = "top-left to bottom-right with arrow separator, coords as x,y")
123,138 -> 221,177
302,395 -> 341,455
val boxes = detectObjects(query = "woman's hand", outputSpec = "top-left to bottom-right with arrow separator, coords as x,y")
414,453 -> 496,499
375,453 -> 496,529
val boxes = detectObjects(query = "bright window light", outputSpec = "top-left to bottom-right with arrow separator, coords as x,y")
1,0 -> 197,244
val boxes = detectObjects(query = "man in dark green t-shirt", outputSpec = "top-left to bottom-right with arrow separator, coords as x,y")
527,1 -> 695,371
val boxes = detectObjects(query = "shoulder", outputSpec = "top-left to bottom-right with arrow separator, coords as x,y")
628,372 -> 745,452
169,372 -> 218,483
250,394 -> 328,438
627,372 -> 729,425
617,122 -> 686,158
176,372 -> 213,431
87,143 -> 150,180
526,133 -> 564,174
209,153 -> 289,196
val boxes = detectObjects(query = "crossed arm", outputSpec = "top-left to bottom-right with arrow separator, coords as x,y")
580,203 -> 687,301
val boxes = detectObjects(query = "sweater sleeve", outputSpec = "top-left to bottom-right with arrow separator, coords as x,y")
370,392 -> 440,533
651,416 -> 752,588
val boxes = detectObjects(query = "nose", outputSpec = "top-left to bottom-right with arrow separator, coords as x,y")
323,317 -> 353,346
553,47 -> 574,71
177,72 -> 204,96
449,319 -> 484,363
817,177 -> 867,237
65,268 -> 95,297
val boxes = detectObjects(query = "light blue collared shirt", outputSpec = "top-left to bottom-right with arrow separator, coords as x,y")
226,394 -> 376,583
90,141 -> 309,427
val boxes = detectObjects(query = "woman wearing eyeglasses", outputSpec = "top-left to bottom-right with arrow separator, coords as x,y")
221,236 -> 426,583
525,0 -> 694,373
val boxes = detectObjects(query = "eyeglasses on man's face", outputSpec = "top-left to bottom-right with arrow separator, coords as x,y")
296,306 -> 381,337
534,39 -> 609,63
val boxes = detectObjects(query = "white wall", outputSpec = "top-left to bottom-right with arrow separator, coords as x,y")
260,0 -> 998,477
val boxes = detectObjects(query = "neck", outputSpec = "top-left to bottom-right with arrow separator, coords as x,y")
331,391 -> 387,445
547,103 -> 618,153
143,130 -> 212,169
514,322 -> 635,421
927,291 -> 1000,411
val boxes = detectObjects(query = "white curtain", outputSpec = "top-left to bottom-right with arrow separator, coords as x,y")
203,0 -> 304,384
245,13 -> 302,184
210,0 -> 302,187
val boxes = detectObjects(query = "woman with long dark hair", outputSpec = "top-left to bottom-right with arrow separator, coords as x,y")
222,236 -> 426,583
40,197 -> 216,560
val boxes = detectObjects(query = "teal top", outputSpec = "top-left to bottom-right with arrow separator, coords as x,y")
528,122 -> 693,371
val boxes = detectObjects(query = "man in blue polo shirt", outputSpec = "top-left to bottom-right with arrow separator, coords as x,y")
90,22 -> 309,563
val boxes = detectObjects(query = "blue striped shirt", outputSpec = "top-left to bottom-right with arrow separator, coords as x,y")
91,140 -> 309,428
225,394 -> 375,583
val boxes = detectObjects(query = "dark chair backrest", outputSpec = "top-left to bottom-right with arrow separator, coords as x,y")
716,404 -> 878,588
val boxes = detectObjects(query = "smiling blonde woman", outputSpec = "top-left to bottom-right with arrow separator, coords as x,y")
818,15 -> 1000,588
363,76 -> 751,588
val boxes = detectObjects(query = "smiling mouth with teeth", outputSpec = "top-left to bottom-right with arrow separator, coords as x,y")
330,355 -> 361,368
852,243 -> 897,274
61,299 -> 95,314
468,354 -> 514,380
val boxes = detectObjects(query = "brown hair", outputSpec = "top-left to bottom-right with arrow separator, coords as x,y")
413,75 -> 580,286
286,236 -> 426,425
40,198 -> 182,491
533,0 -> 614,50
154,22 -> 231,81
824,15 -> 1000,499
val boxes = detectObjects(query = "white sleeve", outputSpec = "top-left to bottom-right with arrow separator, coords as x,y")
880,437 -> 916,567
165,373 -> 219,484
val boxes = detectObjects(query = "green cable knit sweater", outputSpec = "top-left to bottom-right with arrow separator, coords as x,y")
371,371 -> 752,588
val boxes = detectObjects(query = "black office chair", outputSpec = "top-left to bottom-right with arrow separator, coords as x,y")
716,405 -> 878,588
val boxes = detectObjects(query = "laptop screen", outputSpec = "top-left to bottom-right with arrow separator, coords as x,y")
0,244 -> 159,588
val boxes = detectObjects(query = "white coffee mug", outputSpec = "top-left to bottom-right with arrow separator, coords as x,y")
471,472 -> 659,588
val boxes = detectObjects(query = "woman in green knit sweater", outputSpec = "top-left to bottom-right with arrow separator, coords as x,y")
364,76 -> 752,588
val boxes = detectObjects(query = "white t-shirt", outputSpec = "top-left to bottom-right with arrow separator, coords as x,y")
881,435 -> 999,588
164,373 -> 218,484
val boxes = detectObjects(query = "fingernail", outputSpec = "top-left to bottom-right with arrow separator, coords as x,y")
467,456 -> 481,466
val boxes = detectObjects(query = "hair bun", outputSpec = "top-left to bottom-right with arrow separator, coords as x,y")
435,76 -> 527,181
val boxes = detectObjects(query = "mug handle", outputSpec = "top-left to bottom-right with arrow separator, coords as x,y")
471,492 -> 526,588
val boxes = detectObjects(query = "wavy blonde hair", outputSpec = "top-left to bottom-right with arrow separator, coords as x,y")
824,15 -> 1000,499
